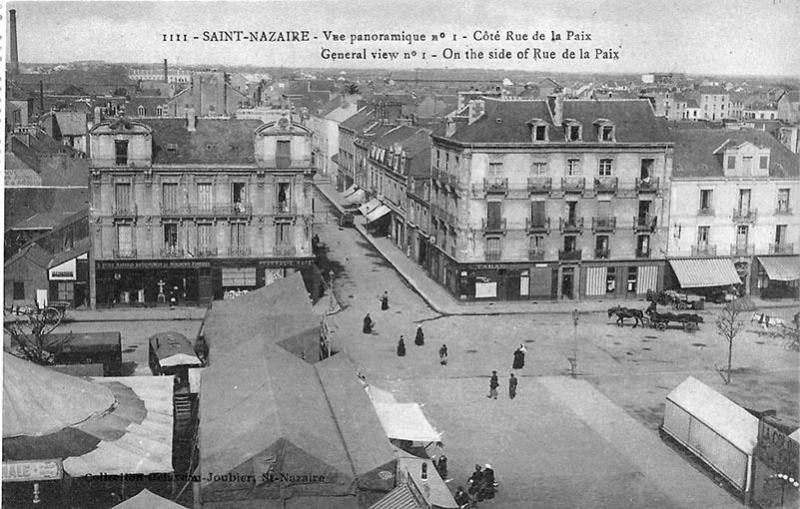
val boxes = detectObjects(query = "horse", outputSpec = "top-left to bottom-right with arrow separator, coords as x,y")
608,306 -> 645,328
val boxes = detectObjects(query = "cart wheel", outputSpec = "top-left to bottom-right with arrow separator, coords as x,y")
657,322 -> 667,331
676,302 -> 687,310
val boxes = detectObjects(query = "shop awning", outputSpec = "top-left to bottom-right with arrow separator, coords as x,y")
668,258 -> 741,288
344,189 -> 366,205
341,184 -> 358,198
757,256 -> 800,281
365,205 -> 391,224
359,198 -> 381,216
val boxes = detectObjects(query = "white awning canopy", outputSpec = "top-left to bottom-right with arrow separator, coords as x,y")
757,256 -> 800,281
159,353 -> 202,368
366,385 -> 442,443
358,198 -> 381,216
341,184 -> 358,198
366,205 -> 391,224
344,189 -> 366,205
669,258 -> 741,288
666,376 -> 758,454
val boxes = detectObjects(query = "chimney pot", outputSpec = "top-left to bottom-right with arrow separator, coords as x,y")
186,108 -> 196,131
9,9 -> 19,74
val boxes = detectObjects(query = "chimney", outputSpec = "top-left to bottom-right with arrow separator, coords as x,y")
163,59 -> 168,83
467,100 -> 485,125
9,9 -> 19,74
93,106 -> 102,125
39,80 -> 44,112
547,93 -> 563,125
186,108 -> 196,132
445,118 -> 456,137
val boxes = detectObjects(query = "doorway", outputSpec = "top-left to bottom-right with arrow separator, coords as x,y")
561,268 -> 575,300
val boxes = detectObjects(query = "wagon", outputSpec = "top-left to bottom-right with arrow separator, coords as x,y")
662,290 -> 704,311
648,311 -> 704,332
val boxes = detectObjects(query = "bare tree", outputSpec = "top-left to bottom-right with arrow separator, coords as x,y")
3,305 -> 70,365
716,304 -> 746,384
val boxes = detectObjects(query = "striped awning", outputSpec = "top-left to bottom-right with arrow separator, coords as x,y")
758,256 -> 800,281
669,258 -> 741,288
365,205 -> 391,224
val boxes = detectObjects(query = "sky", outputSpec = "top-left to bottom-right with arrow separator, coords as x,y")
6,0 -> 800,76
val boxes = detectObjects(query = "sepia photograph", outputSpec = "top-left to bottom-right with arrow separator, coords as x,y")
2,0 -> 799,507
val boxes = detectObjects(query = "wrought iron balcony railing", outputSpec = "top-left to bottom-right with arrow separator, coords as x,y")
697,207 -> 715,216
691,244 -> 717,257
594,248 -> 611,259
558,249 -> 582,261
635,248 -> 651,258
160,247 -> 184,258
273,204 -> 296,217
483,178 -> 509,193
195,247 -> 218,257
526,217 -> 551,233
527,177 -> 552,194
274,245 -> 297,256
561,177 -> 585,193
112,248 -> 137,259
592,216 -> 616,232
482,218 -> 507,234
229,246 -> 252,257
732,208 -> 757,223
594,177 -> 618,194
769,243 -> 794,255
485,251 -> 502,261
633,215 -> 657,232
730,244 -> 755,256
559,217 -> 584,233
528,248 -> 545,261
112,204 -> 138,217
775,207 -> 793,216
636,177 -> 660,193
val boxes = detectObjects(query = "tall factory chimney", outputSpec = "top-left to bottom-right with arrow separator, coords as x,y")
9,9 -> 20,74
163,59 -> 168,83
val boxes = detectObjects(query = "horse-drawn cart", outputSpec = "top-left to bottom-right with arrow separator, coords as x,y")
662,290 -> 704,310
648,311 -> 704,331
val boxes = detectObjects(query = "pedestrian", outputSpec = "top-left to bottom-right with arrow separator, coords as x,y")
363,313 -> 374,334
439,344 -> 448,365
509,373 -> 518,399
415,325 -> 424,346
454,486 -> 471,507
435,454 -> 448,478
380,291 -> 389,311
397,335 -> 406,357
487,370 -> 498,399
512,343 -> 526,369
481,464 -> 496,500
467,464 -> 483,496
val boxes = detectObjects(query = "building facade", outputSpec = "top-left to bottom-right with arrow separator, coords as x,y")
429,96 -> 673,301
698,87 -> 730,121
668,129 -> 800,297
88,115 -> 315,307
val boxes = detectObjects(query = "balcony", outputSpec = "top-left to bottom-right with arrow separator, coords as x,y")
485,251 -> 502,261
594,177 -> 618,194
528,248 -> 545,261
559,217 -> 584,233
769,243 -> 794,255
527,177 -> 552,194
636,177 -> 660,194
558,249 -> 582,261
274,245 -> 297,257
732,208 -> 757,223
691,244 -> 717,257
483,178 -> 508,194
273,204 -> 295,218
594,248 -> 611,259
196,247 -> 218,257
112,248 -> 137,259
635,248 -> 651,259
229,246 -> 252,257
592,216 -> 616,233
697,207 -> 715,216
775,207 -> 793,216
112,204 -> 138,218
482,218 -> 507,234
730,244 -> 755,256
160,247 -> 184,258
561,177 -> 585,193
526,217 -> 551,233
633,215 -> 657,232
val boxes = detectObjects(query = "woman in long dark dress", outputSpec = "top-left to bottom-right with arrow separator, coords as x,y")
380,291 -> 389,310
363,314 -> 374,334
397,335 -> 406,356
512,344 -> 526,369
415,325 -> 424,346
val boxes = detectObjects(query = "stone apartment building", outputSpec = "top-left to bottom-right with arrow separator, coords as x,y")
668,129 -> 800,298
428,96 -> 673,301
698,86 -> 730,121
87,114 -> 315,307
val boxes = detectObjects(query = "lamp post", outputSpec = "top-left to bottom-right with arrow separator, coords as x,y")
568,308 -> 579,378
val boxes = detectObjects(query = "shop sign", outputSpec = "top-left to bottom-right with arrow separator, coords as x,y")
2,460 -> 63,482
258,258 -> 314,267
49,258 -> 77,281
472,263 -> 533,270
98,260 -> 210,270
755,419 -> 799,477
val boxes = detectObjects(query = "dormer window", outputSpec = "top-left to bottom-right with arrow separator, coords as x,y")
564,120 -> 582,142
759,155 -> 769,169
727,156 -> 736,169
594,119 -> 615,142
528,118 -> 548,142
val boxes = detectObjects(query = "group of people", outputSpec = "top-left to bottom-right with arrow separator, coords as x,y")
396,326 -> 442,358
453,463 -> 496,506
487,371 -> 518,399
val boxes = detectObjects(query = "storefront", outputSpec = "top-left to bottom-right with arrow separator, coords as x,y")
752,415 -> 799,509
666,257 -> 743,298
47,248 -> 90,309
753,256 -> 800,300
581,262 -> 662,300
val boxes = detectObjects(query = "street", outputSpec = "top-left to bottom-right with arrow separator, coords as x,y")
315,191 -> 798,508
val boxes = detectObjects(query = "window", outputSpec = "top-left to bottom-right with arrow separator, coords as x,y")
697,226 -> 710,248
598,159 -> 613,176
738,189 -> 751,213
277,183 -> 291,212
700,189 -> 713,212
627,267 -> 638,293
567,124 -> 581,141
567,158 -> 581,176
137,105 -> 145,116
640,159 -> 654,179
436,149 -> 440,168
530,235 -> 544,249
727,156 -> 736,169
445,152 -> 449,170
197,224 -> 212,254
276,140 -> 291,168
599,125 -> 614,141
156,106 -> 164,117
531,161 -> 548,176
777,188 -> 790,212
486,201 -> 502,229
534,124 -> 547,141
13,281 -> 24,300
232,182 -> 246,210
115,183 -> 131,213
117,224 -> 132,256
162,183 -> 178,212
57,282 -> 74,301
759,156 -> 769,169
488,162 -> 503,177
164,223 -> 178,251
198,183 -> 213,212
115,140 -> 129,166
743,156 -> 753,174
775,225 -> 787,246
563,235 -> 577,252
231,223 -> 246,251
166,143 -> 178,153
566,201 -> 577,224
530,201 -> 546,227
637,234 -> 650,257
595,235 -> 609,258
486,237 -> 501,255
276,222 -> 292,245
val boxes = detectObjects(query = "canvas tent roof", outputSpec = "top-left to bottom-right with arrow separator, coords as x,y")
395,448 -> 458,508
666,376 -> 758,454
366,385 -> 442,443
3,353 -> 115,438
111,489 -> 186,509
149,331 -> 201,367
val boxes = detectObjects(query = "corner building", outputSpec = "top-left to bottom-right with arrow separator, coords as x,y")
429,97 -> 673,301
88,116 -> 315,307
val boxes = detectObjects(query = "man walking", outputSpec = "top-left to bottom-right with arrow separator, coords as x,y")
439,344 -> 448,365
509,373 -> 518,399
487,370 -> 499,399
